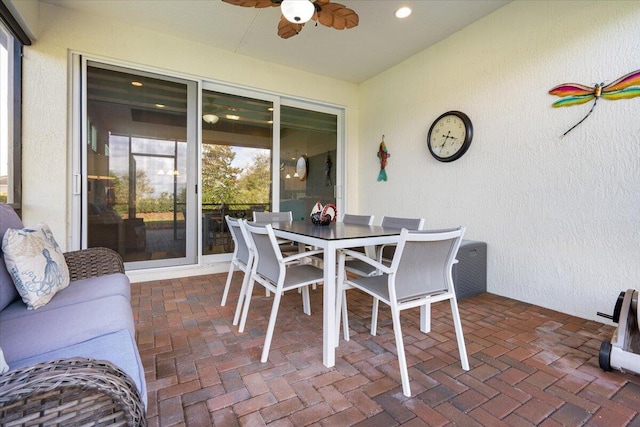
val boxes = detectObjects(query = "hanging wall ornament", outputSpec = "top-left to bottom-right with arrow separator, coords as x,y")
377,136 -> 390,182
325,152 -> 333,186
549,69 -> 640,138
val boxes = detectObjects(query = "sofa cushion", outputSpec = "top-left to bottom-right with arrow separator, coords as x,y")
0,273 -> 130,322
2,223 -> 70,310
0,295 -> 135,364
0,204 -> 22,311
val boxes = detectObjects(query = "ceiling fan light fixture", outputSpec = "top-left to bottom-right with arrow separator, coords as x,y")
281,0 -> 315,24
202,113 -> 219,124
395,6 -> 412,19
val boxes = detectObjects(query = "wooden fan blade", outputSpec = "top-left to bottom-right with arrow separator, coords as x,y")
278,16 -> 304,39
222,0 -> 280,8
316,3 -> 359,30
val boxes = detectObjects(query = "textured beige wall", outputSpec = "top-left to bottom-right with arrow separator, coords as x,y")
358,0 -> 640,321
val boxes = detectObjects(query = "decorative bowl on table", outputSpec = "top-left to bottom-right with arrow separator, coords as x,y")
310,202 -> 337,226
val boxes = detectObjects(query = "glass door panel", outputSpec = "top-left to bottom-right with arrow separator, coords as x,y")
280,106 -> 337,221
201,89 -> 273,255
85,62 -> 196,268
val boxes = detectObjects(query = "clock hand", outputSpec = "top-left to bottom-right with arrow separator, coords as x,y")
439,131 -> 452,150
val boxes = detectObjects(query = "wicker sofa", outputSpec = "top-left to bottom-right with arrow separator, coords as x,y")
0,204 -> 146,425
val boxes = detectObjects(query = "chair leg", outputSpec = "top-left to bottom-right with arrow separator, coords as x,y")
390,305 -> 411,397
342,290 -> 350,341
232,270 -> 251,326
261,290 -> 284,363
449,297 -> 470,371
238,277 -> 256,333
335,257 -> 349,344
420,303 -> 431,333
302,285 -> 311,316
221,262 -> 235,306
370,297 -> 379,336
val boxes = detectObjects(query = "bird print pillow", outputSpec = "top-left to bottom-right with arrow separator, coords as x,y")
2,223 -> 70,310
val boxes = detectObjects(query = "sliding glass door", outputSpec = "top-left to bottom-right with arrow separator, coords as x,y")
279,104 -> 338,222
82,61 -> 197,269
200,84 -> 342,259
200,88 -> 274,255
75,60 -> 343,269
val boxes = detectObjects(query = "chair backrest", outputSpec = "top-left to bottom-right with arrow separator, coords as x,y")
244,222 -> 283,284
379,216 -> 425,260
225,215 -> 251,266
390,227 -> 465,302
253,211 -> 293,223
380,216 -> 425,230
342,213 -> 374,226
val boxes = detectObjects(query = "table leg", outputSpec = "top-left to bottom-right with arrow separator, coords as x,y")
323,242 -> 336,368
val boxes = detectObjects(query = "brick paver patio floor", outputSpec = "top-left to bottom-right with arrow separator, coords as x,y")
132,273 -> 640,426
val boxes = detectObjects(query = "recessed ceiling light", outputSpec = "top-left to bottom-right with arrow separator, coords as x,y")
395,6 -> 412,19
155,103 -> 165,108
226,114 -> 240,120
131,81 -> 143,87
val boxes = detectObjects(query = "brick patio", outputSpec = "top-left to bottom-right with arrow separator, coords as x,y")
132,273 -> 640,426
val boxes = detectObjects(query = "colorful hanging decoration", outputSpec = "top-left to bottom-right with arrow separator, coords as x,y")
377,136 -> 390,182
549,69 -> 640,138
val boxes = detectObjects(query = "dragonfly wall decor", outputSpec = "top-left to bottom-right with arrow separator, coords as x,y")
549,69 -> 640,137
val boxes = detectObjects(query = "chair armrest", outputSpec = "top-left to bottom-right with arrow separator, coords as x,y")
340,248 -> 393,274
282,249 -> 324,264
64,247 -> 125,281
0,357 -> 146,426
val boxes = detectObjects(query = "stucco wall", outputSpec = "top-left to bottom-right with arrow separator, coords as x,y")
19,2 -> 359,280
358,0 -> 640,321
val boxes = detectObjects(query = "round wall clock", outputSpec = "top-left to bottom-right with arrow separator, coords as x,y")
296,155 -> 308,181
427,111 -> 473,162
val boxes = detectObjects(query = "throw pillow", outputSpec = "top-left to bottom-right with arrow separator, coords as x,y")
0,347 -> 8,374
2,223 -> 70,310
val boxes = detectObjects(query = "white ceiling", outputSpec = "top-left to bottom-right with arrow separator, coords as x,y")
41,0 -> 511,83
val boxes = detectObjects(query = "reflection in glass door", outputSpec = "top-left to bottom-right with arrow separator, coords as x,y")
84,62 -> 196,269
280,106 -> 337,221
201,89 -> 273,255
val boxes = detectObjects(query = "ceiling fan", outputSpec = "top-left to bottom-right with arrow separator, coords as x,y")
222,0 -> 359,39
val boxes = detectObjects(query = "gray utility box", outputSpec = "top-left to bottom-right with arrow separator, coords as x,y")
453,240 -> 487,300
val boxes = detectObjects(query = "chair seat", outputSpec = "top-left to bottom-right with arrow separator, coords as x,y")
350,274 -> 448,305
348,275 -> 388,300
345,258 -> 382,277
283,264 -> 324,289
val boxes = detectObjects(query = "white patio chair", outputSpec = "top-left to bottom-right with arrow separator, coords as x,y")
239,222 -> 325,363
336,227 -> 469,397
221,215 -> 256,326
309,213 -> 374,268
344,216 -> 425,277
338,216 -> 424,339
252,211 -> 293,222
253,211 -> 298,254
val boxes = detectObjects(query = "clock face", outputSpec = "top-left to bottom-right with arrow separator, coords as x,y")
427,111 -> 473,162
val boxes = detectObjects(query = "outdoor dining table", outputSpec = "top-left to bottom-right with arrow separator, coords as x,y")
255,219 -> 404,368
